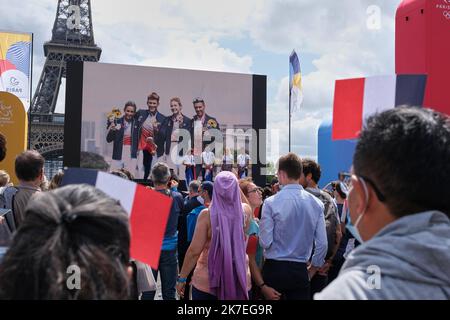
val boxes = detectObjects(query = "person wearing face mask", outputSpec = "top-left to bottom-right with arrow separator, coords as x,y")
186,181 -> 213,246
315,107 -> 450,300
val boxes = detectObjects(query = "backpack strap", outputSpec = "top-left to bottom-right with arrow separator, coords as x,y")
10,192 -> 18,230
1,186 -> 18,232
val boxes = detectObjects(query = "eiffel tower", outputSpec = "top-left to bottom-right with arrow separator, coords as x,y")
29,0 -> 101,178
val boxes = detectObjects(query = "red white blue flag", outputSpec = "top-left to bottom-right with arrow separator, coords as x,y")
62,168 -> 172,269
332,74 -> 427,140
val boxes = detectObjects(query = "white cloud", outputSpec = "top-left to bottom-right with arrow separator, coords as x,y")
1,0 -> 255,112
1,0 -> 403,161
0,0 -> 54,111
92,0 -> 256,73
140,35 -> 252,73
249,0 -> 399,55
93,0 -> 265,40
259,0 -> 401,161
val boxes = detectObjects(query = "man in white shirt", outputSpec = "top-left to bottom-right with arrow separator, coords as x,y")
182,149 -> 195,186
237,148 -> 251,178
201,150 -> 215,182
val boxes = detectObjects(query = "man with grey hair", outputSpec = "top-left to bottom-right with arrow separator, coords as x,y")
187,180 -> 200,197
1,151 -> 45,246
14,150 -> 45,227
142,162 -> 184,300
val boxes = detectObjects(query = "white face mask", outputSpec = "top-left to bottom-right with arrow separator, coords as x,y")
347,176 -> 369,243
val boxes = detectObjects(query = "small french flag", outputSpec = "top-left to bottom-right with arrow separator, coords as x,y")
332,74 -> 427,140
61,168 -> 172,269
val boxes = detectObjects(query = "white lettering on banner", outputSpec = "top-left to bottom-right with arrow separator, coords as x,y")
203,128 -> 223,160
169,128 -> 191,165
67,5 -> 81,30
436,4 -> 450,10
435,1 -> 450,21
367,5 -> 381,30
226,127 -> 258,165
6,88 -> 22,93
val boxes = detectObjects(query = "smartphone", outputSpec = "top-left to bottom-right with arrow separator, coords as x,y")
0,209 -> 11,217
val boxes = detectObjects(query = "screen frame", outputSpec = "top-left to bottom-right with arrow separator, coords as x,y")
64,61 -> 267,186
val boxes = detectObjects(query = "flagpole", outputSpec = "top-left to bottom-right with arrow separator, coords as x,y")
288,50 -> 293,153
289,86 -> 291,153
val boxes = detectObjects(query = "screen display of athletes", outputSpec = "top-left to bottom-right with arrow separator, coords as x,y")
80,62 -> 254,183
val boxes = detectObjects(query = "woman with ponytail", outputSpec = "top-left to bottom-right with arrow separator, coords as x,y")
176,171 -> 252,300
0,184 -> 133,299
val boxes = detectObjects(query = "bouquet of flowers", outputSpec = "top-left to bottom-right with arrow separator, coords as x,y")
207,119 -> 218,129
107,108 -> 122,130
144,135 -> 157,156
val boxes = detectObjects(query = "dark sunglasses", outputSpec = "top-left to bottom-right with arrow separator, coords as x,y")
358,175 -> 386,202
248,187 -> 262,194
193,97 -> 204,104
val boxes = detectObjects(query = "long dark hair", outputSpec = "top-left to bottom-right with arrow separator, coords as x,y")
0,184 -> 131,299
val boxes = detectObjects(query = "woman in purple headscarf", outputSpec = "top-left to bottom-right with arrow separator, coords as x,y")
176,171 -> 252,300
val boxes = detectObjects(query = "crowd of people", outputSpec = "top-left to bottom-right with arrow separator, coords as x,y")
0,106 -> 449,300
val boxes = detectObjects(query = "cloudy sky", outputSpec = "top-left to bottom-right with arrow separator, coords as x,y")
0,0 -> 402,161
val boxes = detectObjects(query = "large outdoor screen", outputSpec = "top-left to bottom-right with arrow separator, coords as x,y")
65,61 -> 267,186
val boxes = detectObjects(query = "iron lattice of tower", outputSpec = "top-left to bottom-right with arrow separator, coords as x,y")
29,0 -> 101,178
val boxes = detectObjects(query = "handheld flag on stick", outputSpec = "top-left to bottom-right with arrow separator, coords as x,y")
61,168 -> 173,269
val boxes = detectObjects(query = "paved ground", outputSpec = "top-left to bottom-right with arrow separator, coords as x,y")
152,274 -> 181,300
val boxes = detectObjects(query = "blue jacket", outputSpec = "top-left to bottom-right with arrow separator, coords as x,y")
159,114 -> 192,156
155,189 -> 184,251
106,117 -> 138,160
133,109 -> 167,157
186,205 -> 206,242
